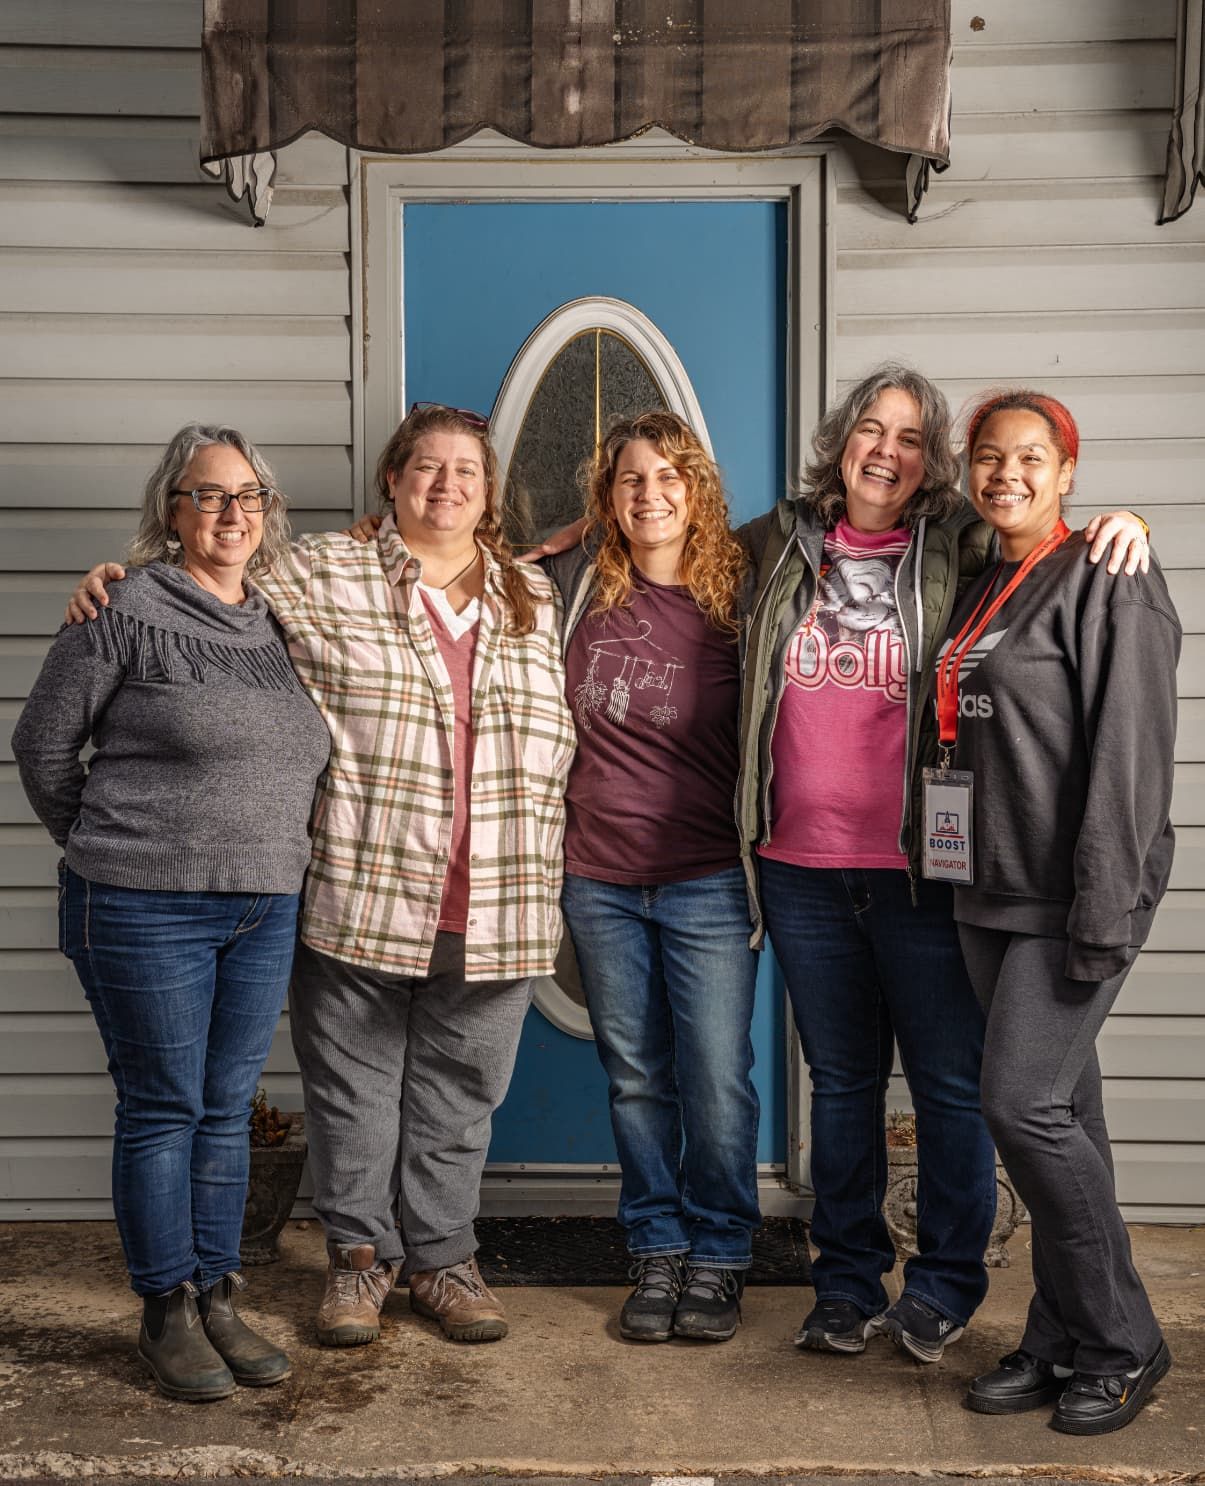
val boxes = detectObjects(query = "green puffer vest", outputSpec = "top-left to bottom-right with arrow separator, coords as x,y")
734,496 -> 994,947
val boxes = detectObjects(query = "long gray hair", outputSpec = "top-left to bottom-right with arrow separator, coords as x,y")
800,363 -> 962,528
128,424 -> 291,574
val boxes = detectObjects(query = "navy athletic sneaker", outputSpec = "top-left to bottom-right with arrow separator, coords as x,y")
876,1293 -> 964,1363
793,1298 -> 880,1354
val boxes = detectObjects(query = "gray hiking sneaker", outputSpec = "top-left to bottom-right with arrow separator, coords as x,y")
673,1265 -> 746,1342
619,1254 -> 687,1342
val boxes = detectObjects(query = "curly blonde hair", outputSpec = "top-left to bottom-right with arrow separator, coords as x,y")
584,412 -> 747,634
375,404 -> 537,635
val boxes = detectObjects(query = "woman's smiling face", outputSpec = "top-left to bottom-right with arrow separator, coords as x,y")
968,408 -> 1075,559
170,445 -> 265,573
608,437 -> 691,568
839,387 -> 927,533
387,431 -> 487,546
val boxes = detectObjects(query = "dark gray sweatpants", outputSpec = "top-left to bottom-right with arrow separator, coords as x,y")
289,934 -> 533,1278
958,924 -> 1163,1375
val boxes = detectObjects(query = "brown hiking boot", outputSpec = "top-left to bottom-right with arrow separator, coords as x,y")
408,1255 -> 508,1343
316,1243 -> 393,1347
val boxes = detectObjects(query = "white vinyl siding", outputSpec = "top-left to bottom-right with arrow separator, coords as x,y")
863,0 -> 1205,1220
0,0 -> 351,1215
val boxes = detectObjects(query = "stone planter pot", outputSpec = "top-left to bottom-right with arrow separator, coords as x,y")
884,1145 -> 1028,1268
240,1111 -> 306,1267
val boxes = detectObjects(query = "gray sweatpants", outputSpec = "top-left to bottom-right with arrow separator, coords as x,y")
289,933 -> 533,1278
958,924 -> 1163,1375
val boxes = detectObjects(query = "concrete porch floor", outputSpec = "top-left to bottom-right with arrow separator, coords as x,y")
0,1221 -> 1200,1482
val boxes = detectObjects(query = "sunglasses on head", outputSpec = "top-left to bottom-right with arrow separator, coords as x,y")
407,401 -> 490,432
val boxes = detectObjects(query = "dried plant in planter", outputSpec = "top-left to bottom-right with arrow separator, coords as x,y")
885,1108 -> 917,1149
249,1088 -> 290,1148
242,1090 -> 306,1265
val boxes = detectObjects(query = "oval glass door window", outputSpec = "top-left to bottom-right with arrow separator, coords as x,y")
491,298 -> 713,1038
504,329 -> 663,547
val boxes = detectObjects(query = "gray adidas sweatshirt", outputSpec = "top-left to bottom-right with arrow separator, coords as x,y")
944,532 -> 1180,981
13,562 -> 330,895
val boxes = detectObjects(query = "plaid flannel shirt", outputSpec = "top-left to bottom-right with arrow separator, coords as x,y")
255,516 -> 575,981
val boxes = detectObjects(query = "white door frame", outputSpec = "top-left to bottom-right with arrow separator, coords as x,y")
352,135 -> 834,1211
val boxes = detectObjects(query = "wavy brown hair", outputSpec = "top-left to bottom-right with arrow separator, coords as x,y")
374,404 -> 537,635
584,411 -> 747,634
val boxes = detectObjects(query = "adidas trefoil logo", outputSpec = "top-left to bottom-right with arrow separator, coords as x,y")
936,628 -> 1007,677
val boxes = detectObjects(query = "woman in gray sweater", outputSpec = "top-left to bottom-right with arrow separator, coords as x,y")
13,426 -> 330,1403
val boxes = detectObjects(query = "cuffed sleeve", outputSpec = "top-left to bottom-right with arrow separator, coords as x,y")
1066,590 -> 1180,982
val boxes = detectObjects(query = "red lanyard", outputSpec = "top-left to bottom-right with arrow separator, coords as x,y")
935,519 -> 1071,755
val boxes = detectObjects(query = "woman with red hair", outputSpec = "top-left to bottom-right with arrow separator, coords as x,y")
945,391 -> 1178,1433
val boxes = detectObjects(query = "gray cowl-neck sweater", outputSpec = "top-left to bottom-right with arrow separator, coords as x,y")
13,562 -> 330,895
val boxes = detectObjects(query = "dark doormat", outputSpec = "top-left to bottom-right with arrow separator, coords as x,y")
475,1215 -> 812,1286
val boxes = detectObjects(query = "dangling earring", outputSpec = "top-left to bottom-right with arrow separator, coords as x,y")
166,532 -> 182,554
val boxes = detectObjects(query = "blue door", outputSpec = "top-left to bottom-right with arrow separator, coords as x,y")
403,200 -> 788,1168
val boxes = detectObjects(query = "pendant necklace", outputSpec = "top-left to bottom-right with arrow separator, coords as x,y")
434,549 -> 480,591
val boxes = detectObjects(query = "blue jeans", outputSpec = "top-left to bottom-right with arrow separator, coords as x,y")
758,859 -> 996,1325
561,866 -> 761,1267
59,866 -> 298,1296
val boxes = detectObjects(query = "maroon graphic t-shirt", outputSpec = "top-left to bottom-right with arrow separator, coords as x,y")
759,516 -> 912,870
563,576 -> 741,884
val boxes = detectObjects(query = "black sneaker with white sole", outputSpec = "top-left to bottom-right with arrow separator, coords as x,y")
672,1265 -> 745,1342
877,1293 -> 964,1363
1052,1340 -> 1172,1436
793,1298 -> 880,1354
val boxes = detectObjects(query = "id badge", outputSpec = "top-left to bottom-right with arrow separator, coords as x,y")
921,768 -> 974,884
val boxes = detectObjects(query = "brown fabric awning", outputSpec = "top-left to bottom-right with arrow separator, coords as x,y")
1160,0 -> 1204,223
201,1 -> 951,224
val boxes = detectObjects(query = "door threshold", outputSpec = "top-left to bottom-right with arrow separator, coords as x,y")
479,1171 -> 812,1218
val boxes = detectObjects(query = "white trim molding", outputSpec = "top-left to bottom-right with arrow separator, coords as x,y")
490,295 -> 715,476
354,141 -> 829,1182
491,297 -> 714,1040
354,147 -> 831,515
528,972 -> 593,1041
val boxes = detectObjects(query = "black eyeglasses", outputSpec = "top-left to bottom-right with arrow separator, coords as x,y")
170,487 -> 277,513
407,401 -> 490,432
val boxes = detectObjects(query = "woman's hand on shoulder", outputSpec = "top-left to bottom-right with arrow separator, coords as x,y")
341,513 -> 382,544
517,516 -> 588,563
1083,511 -> 1150,576
65,564 -> 127,624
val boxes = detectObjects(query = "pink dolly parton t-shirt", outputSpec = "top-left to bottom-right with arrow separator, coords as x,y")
758,516 -> 912,870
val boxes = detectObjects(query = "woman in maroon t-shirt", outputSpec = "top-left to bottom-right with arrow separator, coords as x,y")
548,412 -> 757,1345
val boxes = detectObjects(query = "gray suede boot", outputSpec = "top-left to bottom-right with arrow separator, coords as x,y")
138,1281 -> 235,1402
196,1272 -> 292,1386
